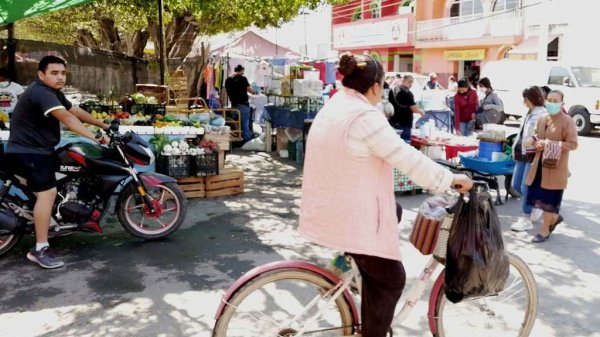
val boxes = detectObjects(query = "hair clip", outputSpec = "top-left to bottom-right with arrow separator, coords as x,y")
357,62 -> 367,68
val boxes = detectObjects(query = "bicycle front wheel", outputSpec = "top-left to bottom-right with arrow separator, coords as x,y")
213,268 -> 356,337
434,253 -> 538,337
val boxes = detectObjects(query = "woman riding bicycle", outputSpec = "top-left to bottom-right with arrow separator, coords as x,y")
299,53 -> 473,337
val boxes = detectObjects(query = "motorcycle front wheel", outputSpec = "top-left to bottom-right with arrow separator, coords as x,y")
117,182 -> 187,240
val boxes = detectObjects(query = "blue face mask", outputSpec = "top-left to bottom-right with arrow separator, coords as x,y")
545,102 -> 562,115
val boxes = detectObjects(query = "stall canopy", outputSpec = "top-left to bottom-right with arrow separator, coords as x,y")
211,31 -> 300,58
0,0 -> 94,25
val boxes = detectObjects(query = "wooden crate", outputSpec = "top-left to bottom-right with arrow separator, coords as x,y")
205,168 -> 244,198
204,133 -> 231,151
176,176 -> 206,198
136,84 -> 169,104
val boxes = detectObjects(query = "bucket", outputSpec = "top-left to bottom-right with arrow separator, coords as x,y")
479,140 -> 503,161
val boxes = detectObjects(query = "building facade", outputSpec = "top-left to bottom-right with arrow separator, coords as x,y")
333,0 -> 598,87
332,0 -> 417,72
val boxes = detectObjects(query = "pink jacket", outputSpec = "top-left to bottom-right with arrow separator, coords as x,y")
299,90 -> 401,260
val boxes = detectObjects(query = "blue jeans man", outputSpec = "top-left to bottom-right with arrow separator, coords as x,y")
234,104 -> 252,141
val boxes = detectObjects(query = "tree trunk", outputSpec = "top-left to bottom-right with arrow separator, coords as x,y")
125,29 -> 150,59
76,28 -> 100,49
166,14 -> 198,59
99,18 -> 123,53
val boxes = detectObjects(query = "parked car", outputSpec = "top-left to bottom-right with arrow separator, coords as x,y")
481,60 -> 600,135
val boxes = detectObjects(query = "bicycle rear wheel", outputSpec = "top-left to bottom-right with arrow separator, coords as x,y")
433,253 -> 538,337
213,268 -> 356,337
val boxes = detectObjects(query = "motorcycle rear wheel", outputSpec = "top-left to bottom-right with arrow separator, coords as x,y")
117,182 -> 187,240
0,233 -> 22,257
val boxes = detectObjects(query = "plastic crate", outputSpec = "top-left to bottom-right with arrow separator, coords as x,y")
79,102 -> 119,114
445,144 -> 479,160
156,155 -> 190,177
131,104 -> 167,116
459,156 -> 515,175
190,152 -> 219,176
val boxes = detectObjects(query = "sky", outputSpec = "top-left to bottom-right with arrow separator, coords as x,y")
197,5 -> 335,60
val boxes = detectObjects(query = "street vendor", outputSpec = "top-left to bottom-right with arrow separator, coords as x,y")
299,52 -> 472,337
225,65 -> 254,141
388,75 -> 424,141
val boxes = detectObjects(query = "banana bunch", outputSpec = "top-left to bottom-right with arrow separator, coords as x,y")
0,112 -> 8,123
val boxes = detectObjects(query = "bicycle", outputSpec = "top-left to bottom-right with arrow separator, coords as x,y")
212,188 -> 538,337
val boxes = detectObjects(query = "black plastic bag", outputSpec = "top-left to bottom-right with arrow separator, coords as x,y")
444,184 -> 510,304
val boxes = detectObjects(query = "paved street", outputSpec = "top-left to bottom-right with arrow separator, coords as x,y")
1,129 -> 599,337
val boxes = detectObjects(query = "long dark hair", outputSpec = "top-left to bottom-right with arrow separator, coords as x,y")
479,77 -> 493,90
522,86 -> 545,107
338,53 -> 384,94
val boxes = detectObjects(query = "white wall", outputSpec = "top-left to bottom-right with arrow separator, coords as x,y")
521,0 -> 600,65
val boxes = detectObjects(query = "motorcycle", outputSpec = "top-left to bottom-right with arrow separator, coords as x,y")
0,121 -> 187,256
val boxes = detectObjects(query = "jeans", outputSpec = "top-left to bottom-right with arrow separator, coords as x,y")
234,104 -> 252,141
512,160 -> 532,215
459,121 -> 474,136
397,127 -> 411,142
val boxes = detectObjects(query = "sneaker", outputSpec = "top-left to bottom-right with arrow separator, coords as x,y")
511,217 -> 534,232
26,247 -> 65,269
530,208 -> 544,223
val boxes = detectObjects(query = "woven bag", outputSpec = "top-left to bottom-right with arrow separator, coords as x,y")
432,215 -> 455,264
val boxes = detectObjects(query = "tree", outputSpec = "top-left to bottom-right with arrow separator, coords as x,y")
16,0 -> 345,59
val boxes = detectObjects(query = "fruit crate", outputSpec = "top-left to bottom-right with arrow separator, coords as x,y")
155,155 -> 190,178
205,167 -> 244,197
80,101 -> 119,114
176,176 -> 206,198
190,152 -> 219,177
131,103 -> 167,116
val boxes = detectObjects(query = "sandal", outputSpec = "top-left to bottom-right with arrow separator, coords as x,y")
549,215 -> 563,233
531,233 -> 550,243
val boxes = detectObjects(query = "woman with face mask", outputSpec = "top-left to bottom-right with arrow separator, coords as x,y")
511,86 -> 546,232
525,90 -> 578,243
475,77 -> 506,129
299,53 -> 473,337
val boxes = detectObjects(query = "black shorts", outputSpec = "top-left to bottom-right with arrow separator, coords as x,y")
8,153 -> 58,193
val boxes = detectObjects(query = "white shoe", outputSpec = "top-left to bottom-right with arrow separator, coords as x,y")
511,217 -> 533,232
530,208 -> 543,223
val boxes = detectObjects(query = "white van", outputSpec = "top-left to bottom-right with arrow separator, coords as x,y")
481,60 -> 600,135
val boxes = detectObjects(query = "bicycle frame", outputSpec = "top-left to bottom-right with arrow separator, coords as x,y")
215,256 -> 443,337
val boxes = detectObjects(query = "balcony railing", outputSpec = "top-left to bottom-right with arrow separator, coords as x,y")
416,10 -> 523,42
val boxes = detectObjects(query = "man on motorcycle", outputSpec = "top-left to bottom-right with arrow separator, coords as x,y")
5,56 -> 110,269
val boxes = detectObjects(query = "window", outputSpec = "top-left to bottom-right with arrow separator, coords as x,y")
548,66 -> 571,85
449,0 -> 484,18
370,0 -> 381,18
493,0 -> 518,12
572,67 -> 600,88
352,6 -> 362,21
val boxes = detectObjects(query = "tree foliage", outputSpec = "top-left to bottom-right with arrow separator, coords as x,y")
16,0 -> 345,58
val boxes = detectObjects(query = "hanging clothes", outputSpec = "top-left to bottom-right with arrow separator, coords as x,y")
214,62 -> 223,89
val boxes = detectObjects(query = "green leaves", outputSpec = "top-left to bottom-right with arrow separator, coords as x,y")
16,0 -> 349,56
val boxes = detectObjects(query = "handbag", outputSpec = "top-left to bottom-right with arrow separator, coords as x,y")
542,140 -> 561,168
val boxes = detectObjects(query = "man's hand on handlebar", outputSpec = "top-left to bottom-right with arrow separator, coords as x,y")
452,174 -> 473,193
95,133 -> 110,145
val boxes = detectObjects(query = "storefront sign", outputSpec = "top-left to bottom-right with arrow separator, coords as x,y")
333,15 -> 411,49
443,49 -> 486,61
